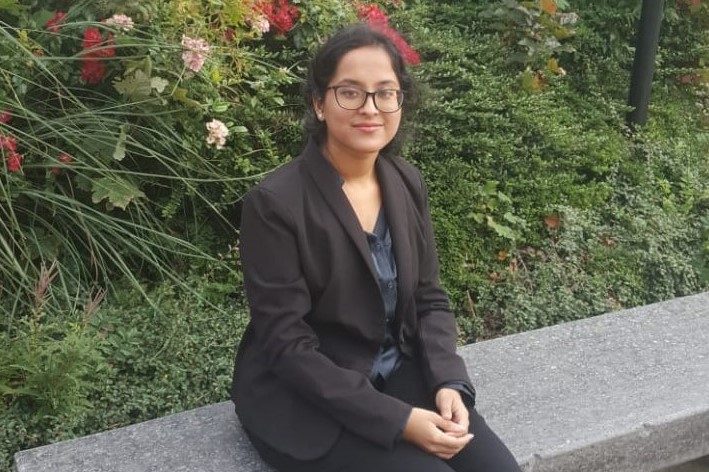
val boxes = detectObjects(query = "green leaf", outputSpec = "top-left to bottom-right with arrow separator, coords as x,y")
113,124 -> 129,161
172,87 -> 201,109
80,131 -> 116,160
486,216 -> 519,241
482,181 -> 498,195
91,176 -> 145,210
0,0 -> 22,15
150,77 -> 169,94
212,101 -> 230,113
113,70 -> 152,100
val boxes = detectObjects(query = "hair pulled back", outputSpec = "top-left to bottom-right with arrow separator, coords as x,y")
303,24 -> 417,158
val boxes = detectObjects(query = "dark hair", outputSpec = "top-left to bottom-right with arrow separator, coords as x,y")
303,23 -> 418,158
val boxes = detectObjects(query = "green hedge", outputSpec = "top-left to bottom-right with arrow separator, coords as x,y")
1,0 -> 708,469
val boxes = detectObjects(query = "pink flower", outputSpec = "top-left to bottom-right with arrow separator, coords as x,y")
247,14 -> 270,34
206,119 -> 229,149
7,152 -> 23,173
104,14 -> 134,32
45,11 -> 66,33
0,110 -> 11,124
181,35 -> 211,73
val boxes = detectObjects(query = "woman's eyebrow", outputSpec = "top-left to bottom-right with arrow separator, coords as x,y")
334,78 -> 399,87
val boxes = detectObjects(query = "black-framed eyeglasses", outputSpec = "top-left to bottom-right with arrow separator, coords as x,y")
326,85 -> 404,113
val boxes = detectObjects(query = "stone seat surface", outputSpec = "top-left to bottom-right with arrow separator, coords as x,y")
14,292 -> 709,472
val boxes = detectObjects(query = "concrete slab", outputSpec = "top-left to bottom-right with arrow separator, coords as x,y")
13,292 -> 709,472
663,456 -> 709,472
14,402 -> 272,472
464,291 -> 709,471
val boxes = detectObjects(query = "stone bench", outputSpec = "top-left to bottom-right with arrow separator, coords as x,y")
14,292 -> 709,472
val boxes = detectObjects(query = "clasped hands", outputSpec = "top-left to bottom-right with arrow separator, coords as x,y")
402,388 -> 474,459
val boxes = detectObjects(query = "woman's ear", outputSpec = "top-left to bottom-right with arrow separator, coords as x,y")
312,97 -> 324,121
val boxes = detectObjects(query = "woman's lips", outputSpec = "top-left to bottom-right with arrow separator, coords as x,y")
352,123 -> 382,132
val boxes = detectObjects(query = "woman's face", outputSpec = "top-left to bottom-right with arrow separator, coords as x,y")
315,45 -> 402,161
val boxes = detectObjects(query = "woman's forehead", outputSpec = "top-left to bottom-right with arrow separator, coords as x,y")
329,46 -> 399,85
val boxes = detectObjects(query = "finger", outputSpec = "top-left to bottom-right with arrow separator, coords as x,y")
444,429 -> 470,438
433,429 -> 473,448
432,415 -> 467,435
430,432 -> 474,457
438,394 -> 453,420
451,403 -> 469,429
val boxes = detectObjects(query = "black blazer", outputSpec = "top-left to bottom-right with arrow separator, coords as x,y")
231,139 -> 473,460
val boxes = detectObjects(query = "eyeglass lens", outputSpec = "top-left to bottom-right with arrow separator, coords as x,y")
332,86 -> 403,112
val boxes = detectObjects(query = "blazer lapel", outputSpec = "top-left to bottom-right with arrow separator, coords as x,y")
376,157 -> 414,321
302,140 -> 380,282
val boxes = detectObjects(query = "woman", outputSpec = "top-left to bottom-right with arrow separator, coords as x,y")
231,24 -> 521,472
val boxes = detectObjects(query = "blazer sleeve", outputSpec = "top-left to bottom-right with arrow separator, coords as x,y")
412,173 -> 475,400
239,186 -> 412,449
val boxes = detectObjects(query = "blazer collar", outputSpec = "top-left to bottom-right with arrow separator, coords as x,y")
302,139 -> 379,282
302,139 -> 414,309
377,156 -> 414,318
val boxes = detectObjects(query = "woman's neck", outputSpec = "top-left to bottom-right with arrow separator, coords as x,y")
322,143 -> 378,185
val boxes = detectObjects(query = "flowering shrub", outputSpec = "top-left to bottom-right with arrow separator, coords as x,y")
0,0 -> 416,314
206,119 -> 229,149
0,134 -> 22,173
0,1 -> 418,466
181,35 -> 211,72
104,13 -> 135,32
259,0 -> 300,36
356,2 -> 420,64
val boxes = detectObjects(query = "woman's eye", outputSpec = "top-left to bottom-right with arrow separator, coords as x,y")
341,89 -> 361,99
377,90 -> 395,99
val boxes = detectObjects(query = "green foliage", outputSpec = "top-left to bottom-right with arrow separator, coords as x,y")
479,0 -> 577,90
2,0 -> 708,469
0,0 -> 304,317
397,0 -> 708,342
0,1 -> 405,469
0,271 -> 249,471
0,262 -> 108,469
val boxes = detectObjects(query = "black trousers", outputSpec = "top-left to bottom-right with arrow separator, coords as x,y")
247,358 -> 522,472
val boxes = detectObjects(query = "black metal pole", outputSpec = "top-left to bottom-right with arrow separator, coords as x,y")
627,0 -> 664,127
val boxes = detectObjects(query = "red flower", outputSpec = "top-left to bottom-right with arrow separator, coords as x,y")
0,110 -> 11,124
45,11 -> 66,33
380,26 -> 420,65
355,3 -> 420,65
51,152 -> 73,176
82,28 -> 115,57
355,3 -> 389,27
80,27 -> 115,84
81,59 -> 107,84
95,34 -> 116,58
259,0 -> 299,36
83,27 -> 103,49
0,135 -> 17,152
6,152 -> 23,173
